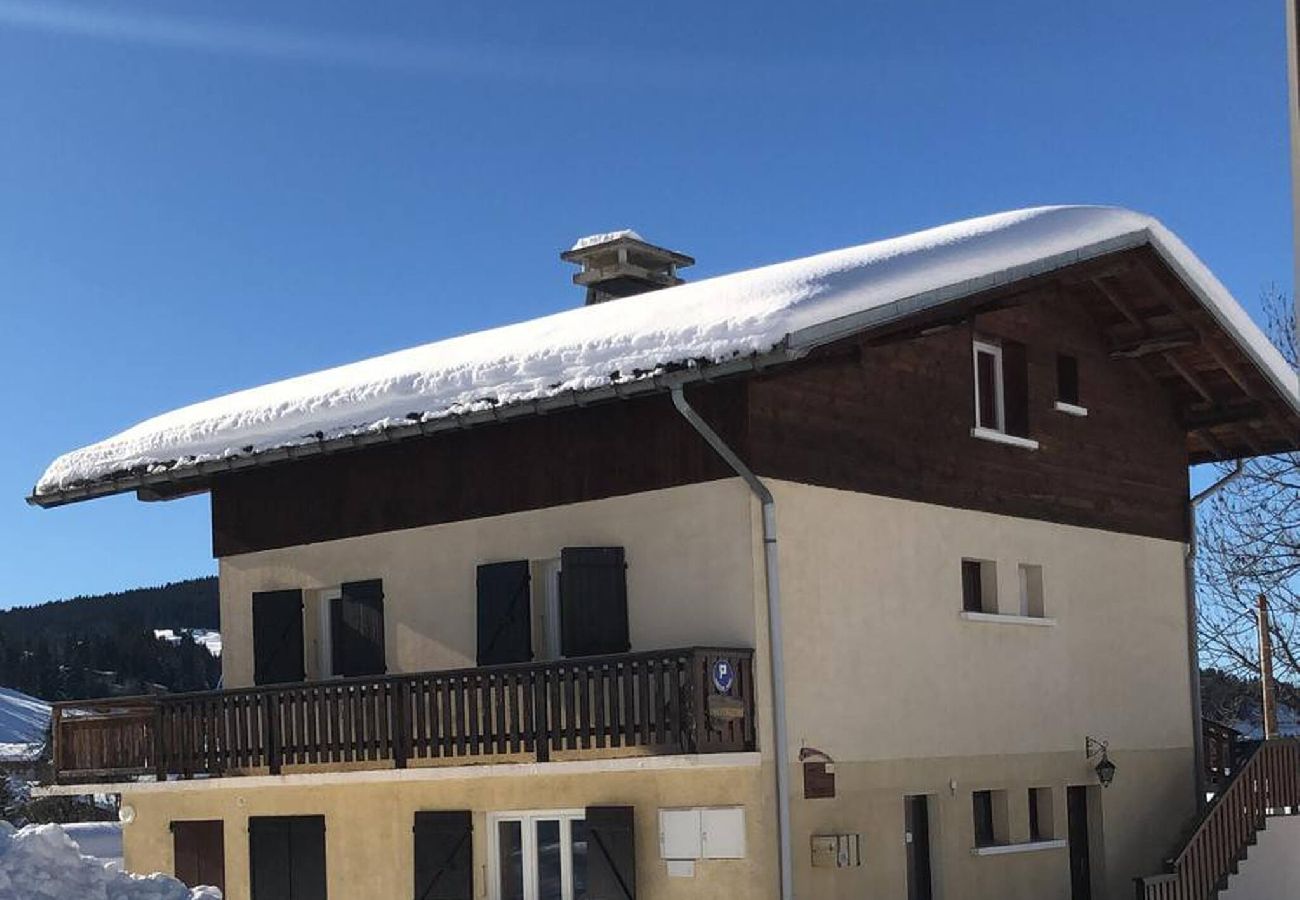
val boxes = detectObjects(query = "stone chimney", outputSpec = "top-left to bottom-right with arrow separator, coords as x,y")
561,230 -> 695,305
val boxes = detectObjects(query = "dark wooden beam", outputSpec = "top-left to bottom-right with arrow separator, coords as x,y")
1181,401 -> 1266,430
1109,330 -> 1199,359
1162,352 -> 1216,404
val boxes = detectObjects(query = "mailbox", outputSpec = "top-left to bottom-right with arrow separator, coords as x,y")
810,833 -> 861,868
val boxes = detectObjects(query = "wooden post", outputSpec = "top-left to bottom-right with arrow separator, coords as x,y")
1258,593 -> 1280,740
264,693 -> 282,775
50,705 -> 63,783
393,681 -> 409,770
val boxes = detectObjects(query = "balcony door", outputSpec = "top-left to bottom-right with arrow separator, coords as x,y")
491,811 -> 588,900
253,590 -> 305,686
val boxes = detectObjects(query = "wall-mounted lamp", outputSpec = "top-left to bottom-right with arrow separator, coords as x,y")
1085,736 -> 1117,788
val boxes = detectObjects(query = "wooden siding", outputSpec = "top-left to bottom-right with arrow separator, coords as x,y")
210,260 -> 1201,557
748,288 -> 1191,542
211,382 -> 748,557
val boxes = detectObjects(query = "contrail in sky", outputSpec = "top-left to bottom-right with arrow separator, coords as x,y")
0,0 -> 829,89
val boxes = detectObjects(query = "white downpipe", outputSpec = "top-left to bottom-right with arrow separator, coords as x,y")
670,385 -> 795,900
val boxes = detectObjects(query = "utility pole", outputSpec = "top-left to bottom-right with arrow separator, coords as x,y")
1258,593 -> 1280,740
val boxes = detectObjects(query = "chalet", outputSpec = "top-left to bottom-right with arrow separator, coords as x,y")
30,206 -> 1300,900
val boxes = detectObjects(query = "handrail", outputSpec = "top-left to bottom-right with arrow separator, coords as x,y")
51,646 -> 757,783
1135,738 -> 1300,900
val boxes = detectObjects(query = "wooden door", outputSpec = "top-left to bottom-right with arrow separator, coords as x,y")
252,590 -> 305,685
1067,786 -> 1092,900
250,815 -> 327,900
173,820 -> 225,893
904,795 -> 933,900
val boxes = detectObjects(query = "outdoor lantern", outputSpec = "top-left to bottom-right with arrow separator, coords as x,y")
1086,736 -> 1117,788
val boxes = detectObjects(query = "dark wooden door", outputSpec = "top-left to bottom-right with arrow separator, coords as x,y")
413,810 -> 473,900
172,820 -> 225,893
252,590 -> 305,685
1067,786 -> 1092,900
250,815 -> 327,900
904,795 -> 933,900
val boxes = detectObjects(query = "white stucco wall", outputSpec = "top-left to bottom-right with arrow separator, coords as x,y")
1221,814 -> 1300,900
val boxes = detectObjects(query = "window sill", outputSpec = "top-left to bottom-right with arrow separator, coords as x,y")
970,427 -> 1039,450
971,839 -> 1067,857
959,611 -> 1056,627
1053,401 -> 1088,417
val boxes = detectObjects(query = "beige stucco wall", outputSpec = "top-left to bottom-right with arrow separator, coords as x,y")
771,481 -> 1197,899
206,477 -> 1198,898
121,758 -> 774,900
218,479 -> 759,688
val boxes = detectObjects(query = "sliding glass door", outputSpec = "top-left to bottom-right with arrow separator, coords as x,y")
491,811 -> 588,900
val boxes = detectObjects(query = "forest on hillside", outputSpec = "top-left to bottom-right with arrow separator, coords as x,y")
0,577 -> 220,701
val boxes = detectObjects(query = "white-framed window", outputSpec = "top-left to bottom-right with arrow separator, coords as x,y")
489,809 -> 588,900
316,587 -> 341,678
973,339 -> 1005,433
532,558 -> 563,662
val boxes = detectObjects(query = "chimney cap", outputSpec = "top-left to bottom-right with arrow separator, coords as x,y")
561,230 -> 695,267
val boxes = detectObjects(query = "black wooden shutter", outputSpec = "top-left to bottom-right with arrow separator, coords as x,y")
586,806 -> 636,900
289,816 -> 328,900
172,820 -> 225,893
1002,341 -> 1030,438
249,817 -> 292,900
250,815 -> 327,900
476,561 -> 532,666
413,810 -> 473,900
333,579 -> 386,677
560,547 -> 629,658
252,590 -> 305,686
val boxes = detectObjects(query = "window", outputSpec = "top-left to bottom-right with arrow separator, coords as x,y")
1029,788 -> 1055,842
1056,354 -> 1080,406
973,340 -> 1004,432
1017,565 -> 1045,618
492,811 -> 587,900
973,339 -> 1034,445
961,559 -> 996,614
972,790 -> 1008,848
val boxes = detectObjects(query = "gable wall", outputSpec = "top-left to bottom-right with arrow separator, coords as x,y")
748,290 -> 1191,542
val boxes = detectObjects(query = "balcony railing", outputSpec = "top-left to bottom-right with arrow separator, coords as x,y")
50,647 -> 755,783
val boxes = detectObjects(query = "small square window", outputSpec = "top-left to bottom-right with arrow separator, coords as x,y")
962,559 -> 997,614
1029,788 -> 1055,842
972,790 -> 1008,847
1017,564 -> 1045,618
1056,355 -> 1080,406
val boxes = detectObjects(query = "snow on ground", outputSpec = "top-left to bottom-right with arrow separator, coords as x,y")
0,687 -> 49,762
61,822 -> 123,869
34,206 -> 1300,499
153,629 -> 222,657
0,822 -> 219,899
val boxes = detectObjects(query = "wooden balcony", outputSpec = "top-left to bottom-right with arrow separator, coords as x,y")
50,647 -> 755,784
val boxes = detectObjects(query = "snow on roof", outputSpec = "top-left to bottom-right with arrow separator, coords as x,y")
568,229 -> 643,252
0,687 -> 50,759
33,206 -> 1300,501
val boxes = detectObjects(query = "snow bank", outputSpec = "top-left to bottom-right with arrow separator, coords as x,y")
61,822 -> 124,868
33,206 -> 1300,499
0,822 -> 219,900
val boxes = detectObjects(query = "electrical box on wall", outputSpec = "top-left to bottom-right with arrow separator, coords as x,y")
810,833 -> 861,868
659,807 -> 747,861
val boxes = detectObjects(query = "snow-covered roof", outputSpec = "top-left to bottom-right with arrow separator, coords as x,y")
568,229 -> 643,252
32,206 -> 1300,505
0,687 -> 50,762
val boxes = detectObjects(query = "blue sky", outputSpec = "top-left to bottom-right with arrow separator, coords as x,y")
0,1 -> 1293,608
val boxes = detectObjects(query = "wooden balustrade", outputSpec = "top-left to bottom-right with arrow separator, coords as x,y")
51,647 -> 755,783
1135,738 -> 1300,900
